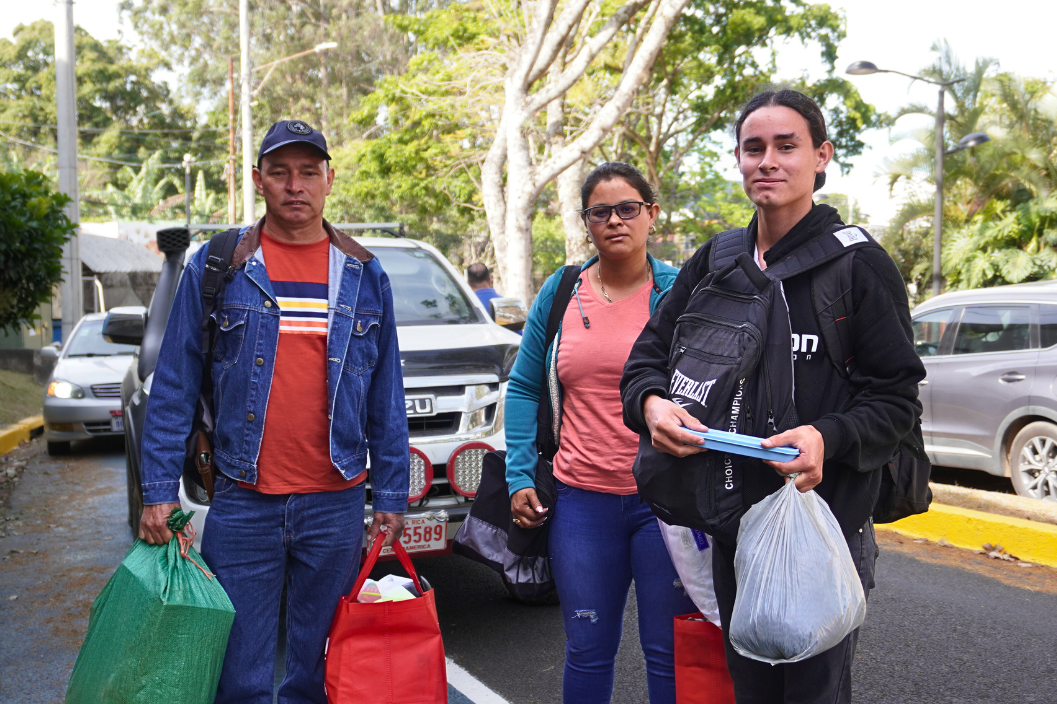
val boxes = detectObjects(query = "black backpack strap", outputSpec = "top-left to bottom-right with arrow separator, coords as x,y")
544,266 -> 583,350
763,224 -> 885,378
810,252 -> 857,379
200,229 -> 241,355
708,227 -> 751,273
536,265 -> 584,458
764,225 -> 882,282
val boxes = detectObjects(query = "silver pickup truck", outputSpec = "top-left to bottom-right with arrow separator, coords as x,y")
107,226 -> 523,559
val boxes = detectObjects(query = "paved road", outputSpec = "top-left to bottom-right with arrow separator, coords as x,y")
3,440 -> 1056,703
0,437 -> 130,704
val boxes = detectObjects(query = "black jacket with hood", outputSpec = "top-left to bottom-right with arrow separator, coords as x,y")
620,204 -> 926,537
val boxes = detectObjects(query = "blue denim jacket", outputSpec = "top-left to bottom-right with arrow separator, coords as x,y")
140,218 -> 410,513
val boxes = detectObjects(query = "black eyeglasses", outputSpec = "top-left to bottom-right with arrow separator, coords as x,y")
580,200 -> 650,224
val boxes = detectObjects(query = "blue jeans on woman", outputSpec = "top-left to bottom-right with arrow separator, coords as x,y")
549,479 -> 696,704
200,473 -> 366,704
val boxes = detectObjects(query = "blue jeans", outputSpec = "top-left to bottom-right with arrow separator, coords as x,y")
200,474 -> 366,704
549,480 -> 696,704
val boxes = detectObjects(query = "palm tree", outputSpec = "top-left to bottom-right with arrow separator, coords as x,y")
879,42 -> 1057,296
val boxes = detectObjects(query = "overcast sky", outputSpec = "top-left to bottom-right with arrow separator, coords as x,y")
4,0 -> 1056,229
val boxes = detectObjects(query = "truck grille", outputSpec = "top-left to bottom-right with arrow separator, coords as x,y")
91,383 -> 122,398
407,412 -> 460,437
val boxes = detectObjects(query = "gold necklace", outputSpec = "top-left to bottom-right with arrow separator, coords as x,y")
597,260 -> 651,304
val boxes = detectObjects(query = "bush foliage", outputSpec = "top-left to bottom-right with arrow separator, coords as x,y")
0,170 -> 75,332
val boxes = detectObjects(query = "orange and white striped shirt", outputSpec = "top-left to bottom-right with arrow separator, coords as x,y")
249,232 -> 358,494
274,281 -> 328,336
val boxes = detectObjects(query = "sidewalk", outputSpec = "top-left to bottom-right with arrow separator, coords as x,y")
0,415 -> 43,456
878,483 -> 1057,568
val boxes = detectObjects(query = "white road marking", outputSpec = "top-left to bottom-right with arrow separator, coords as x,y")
447,658 -> 511,704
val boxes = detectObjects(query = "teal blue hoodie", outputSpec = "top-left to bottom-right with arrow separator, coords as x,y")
504,254 -> 679,496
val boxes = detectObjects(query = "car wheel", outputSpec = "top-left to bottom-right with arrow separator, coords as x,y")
1010,422 -> 1057,501
46,441 -> 70,456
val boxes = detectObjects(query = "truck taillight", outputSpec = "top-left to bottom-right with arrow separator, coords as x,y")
408,447 -> 433,503
447,442 -> 494,498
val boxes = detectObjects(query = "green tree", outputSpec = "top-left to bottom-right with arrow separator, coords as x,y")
602,1 -> 883,263
880,42 -> 1057,294
0,170 -> 76,332
0,21 -> 201,187
120,0 -> 413,144
340,0 -> 882,295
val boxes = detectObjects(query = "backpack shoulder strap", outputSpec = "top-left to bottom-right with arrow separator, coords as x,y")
707,227 -> 750,273
200,228 -> 241,354
765,225 -> 882,282
536,264 -> 583,458
810,251 -> 858,379
786,225 -> 885,379
544,265 -> 583,350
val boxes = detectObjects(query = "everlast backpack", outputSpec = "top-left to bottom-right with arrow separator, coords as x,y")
632,224 -> 930,544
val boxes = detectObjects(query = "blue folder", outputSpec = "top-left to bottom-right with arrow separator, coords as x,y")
686,428 -> 800,462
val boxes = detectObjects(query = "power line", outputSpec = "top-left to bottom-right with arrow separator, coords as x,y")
0,131 -> 225,168
0,120 -> 228,134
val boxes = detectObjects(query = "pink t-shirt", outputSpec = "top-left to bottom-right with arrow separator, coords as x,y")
553,272 -> 653,494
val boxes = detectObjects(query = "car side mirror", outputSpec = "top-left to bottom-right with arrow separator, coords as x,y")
489,297 -> 527,332
103,306 -> 148,346
39,345 -> 60,360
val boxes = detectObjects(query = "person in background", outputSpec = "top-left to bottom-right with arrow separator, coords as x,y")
468,262 -> 501,310
505,162 -> 695,704
136,119 -> 410,703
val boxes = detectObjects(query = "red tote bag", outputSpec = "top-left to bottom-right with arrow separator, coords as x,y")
674,613 -> 736,704
325,537 -> 447,704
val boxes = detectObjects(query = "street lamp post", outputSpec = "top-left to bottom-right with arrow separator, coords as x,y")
847,61 -> 989,297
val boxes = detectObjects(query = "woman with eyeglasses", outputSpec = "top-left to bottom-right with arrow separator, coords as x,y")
504,162 -> 695,704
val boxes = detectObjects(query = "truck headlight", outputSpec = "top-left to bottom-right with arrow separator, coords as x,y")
408,447 -> 433,504
447,442 -> 494,497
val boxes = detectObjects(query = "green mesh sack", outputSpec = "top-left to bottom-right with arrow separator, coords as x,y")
66,510 -> 235,704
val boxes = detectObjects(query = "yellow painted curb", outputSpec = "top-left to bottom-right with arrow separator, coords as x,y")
0,415 -> 43,456
877,502 -> 1057,569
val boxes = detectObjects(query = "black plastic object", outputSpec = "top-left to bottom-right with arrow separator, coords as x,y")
102,306 -> 147,346
138,232 -> 189,381
156,227 -> 192,255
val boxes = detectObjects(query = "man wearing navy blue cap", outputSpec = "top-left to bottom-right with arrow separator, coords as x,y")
137,119 -> 410,702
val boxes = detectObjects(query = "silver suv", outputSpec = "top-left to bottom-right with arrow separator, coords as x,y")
912,281 -> 1057,501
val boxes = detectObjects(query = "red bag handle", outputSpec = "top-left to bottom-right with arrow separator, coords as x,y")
348,535 -> 424,600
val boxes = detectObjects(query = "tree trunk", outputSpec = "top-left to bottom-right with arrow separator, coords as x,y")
481,129 -> 509,293
560,156 -> 593,263
502,116 -> 537,304
481,0 -> 690,303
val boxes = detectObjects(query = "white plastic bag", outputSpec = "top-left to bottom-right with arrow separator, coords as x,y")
729,479 -> 866,664
657,520 -> 721,626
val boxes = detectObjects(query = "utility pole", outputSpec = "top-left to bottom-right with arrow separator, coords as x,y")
228,56 -> 237,225
55,0 -> 82,341
240,0 -> 254,224
183,154 -> 194,228
932,86 -> 946,298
